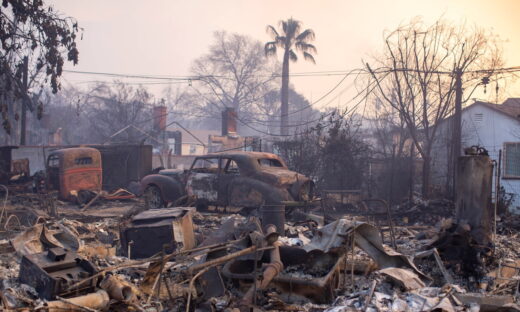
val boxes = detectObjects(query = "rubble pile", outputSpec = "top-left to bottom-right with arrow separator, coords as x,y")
0,197 -> 519,312
497,214 -> 520,235
393,197 -> 455,226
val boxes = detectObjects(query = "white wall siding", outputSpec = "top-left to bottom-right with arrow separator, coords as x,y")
431,103 -> 520,213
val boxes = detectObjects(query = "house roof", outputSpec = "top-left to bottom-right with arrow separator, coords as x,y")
436,98 -> 520,128
472,98 -> 520,120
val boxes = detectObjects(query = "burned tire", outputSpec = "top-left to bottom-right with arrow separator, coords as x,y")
144,185 -> 165,209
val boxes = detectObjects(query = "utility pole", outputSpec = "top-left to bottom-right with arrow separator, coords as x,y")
451,68 -> 463,196
409,143 -> 415,206
20,56 -> 28,145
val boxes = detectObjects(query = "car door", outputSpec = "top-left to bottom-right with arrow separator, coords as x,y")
186,157 -> 221,203
218,158 -> 240,205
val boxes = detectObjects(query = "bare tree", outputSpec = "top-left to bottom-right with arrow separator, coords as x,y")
84,82 -> 154,143
37,86 -> 91,145
274,110 -> 370,190
368,95 -> 409,158
191,31 -> 279,130
0,0 -> 80,139
366,18 -> 502,197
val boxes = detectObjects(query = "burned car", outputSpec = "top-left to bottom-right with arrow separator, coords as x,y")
140,151 -> 314,210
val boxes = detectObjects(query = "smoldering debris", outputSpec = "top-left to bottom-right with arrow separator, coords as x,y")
0,195 -> 519,312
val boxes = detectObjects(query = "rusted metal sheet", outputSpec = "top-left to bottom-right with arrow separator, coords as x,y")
90,144 -> 152,191
120,207 -> 195,259
18,247 -> 98,300
223,246 -> 344,304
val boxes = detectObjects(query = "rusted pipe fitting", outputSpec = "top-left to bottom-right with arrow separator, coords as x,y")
100,274 -> 134,302
240,241 -> 284,306
258,261 -> 283,288
264,224 -> 279,245
264,224 -> 278,236
45,289 -> 110,312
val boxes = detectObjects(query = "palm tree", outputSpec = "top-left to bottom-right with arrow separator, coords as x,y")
265,18 -> 316,135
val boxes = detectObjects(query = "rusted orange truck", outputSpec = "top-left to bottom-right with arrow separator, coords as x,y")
46,147 -> 102,202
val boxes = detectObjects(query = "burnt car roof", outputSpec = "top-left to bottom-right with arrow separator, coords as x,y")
199,151 -> 281,160
195,151 -> 287,171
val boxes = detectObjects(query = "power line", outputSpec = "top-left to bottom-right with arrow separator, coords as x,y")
191,69 -> 361,127
68,80 -> 191,86
63,70 -> 196,81
62,65 -> 520,83
266,69 -> 360,120
231,77 -> 381,137
63,68 -> 371,81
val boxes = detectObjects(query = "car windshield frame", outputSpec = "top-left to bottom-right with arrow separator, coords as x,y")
257,158 -> 285,168
190,157 -> 221,173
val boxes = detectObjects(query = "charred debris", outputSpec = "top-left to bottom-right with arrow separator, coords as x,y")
0,148 -> 519,312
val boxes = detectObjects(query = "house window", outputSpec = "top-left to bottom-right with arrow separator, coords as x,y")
504,142 -> 520,178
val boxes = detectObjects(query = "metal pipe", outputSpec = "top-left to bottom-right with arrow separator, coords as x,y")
186,266 -> 211,312
185,245 -> 274,310
100,274 -> 134,302
187,246 -> 268,275
240,241 -> 283,307
494,150 -> 502,241
45,290 -> 110,312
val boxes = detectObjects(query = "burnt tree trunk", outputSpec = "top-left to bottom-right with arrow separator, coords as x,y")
422,155 -> 431,198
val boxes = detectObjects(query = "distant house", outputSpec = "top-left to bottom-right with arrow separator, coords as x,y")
165,127 -> 219,156
431,98 -> 520,213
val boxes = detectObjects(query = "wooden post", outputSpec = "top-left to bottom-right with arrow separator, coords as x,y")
20,56 -> 28,145
451,69 -> 463,197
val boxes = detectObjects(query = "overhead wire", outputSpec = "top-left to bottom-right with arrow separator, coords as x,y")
62,68 -> 371,80
245,73 -> 359,127
59,65 -> 520,137
62,67 -> 367,127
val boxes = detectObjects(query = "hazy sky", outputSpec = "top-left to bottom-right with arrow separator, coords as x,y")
53,0 -> 520,110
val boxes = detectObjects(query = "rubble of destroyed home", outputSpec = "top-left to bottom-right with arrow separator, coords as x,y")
2,2 -> 520,311
0,144 -> 519,312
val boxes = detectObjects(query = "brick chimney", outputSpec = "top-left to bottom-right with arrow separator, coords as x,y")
153,105 -> 167,132
221,107 -> 237,136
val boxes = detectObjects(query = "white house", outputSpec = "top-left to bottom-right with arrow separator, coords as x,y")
165,127 -> 219,156
431,98 -> 520,213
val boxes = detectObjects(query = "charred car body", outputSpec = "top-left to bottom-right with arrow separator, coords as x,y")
140,151 -> 314,210
45,147 -> 103,202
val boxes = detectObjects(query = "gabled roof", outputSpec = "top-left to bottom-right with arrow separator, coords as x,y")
437,98 -> 520,127
473,98 -> 520,120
